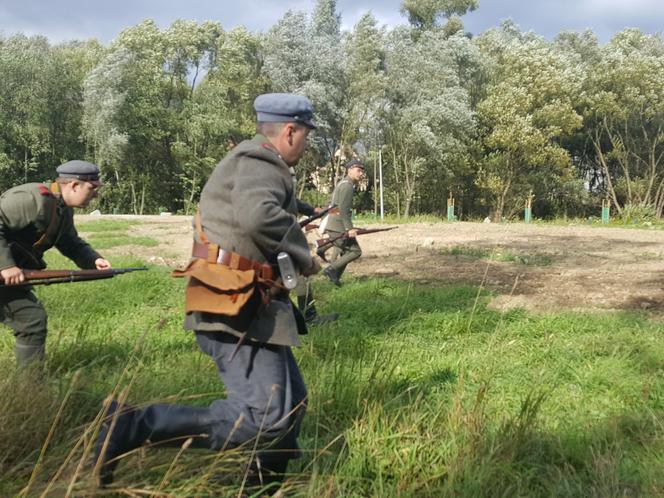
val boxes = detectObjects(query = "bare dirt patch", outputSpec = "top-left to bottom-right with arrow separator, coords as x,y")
78,215 -> 664,315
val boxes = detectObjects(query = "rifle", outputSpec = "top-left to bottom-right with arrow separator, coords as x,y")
0,267 -> 148,287
298,205 -> 339,228
316,227 -> 398,260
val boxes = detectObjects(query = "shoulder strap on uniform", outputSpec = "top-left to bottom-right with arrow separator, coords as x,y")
194,209 -> 209,244
32,184 -> 60,249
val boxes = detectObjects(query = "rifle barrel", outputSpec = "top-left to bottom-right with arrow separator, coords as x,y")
0,267 -> 147,287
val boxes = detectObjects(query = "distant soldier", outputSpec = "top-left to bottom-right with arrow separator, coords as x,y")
322,159 -> 365,286
0,161 -> 111,368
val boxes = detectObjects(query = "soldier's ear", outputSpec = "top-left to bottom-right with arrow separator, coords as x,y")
285,123 -> 296,145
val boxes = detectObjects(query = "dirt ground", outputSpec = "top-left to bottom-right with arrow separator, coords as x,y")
80,215 -> 664,315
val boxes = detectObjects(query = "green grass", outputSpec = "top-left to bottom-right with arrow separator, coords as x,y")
76,219 -> 159,249
0,254 -> 662,497
354,212 -> 444,224
76,219 -> 140,232
86,232 -> 159,249
442,245 -> 554,266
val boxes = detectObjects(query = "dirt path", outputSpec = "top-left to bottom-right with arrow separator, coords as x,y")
80,215 -> 664,315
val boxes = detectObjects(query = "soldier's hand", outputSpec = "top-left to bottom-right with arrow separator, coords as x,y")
1,266 -> 25,285
95,258 -> 112,270
347,229 -> 358,238
303,256 -> 322,276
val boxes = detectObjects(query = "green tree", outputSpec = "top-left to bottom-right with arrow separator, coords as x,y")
401,0 -> 478,31
474,23 -> 583,221
383,28 -> 477,217
581,29 -> 664,218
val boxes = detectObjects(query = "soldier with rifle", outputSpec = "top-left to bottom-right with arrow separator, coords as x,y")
321,159 -> 365,286
0,160 -> 111,368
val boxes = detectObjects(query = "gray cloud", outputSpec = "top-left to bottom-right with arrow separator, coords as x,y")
0,0 -> 662,44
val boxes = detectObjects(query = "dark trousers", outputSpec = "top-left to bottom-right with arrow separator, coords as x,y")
0,286 -> 48,344
195,331 -> 307,465
326,231 -> 362,277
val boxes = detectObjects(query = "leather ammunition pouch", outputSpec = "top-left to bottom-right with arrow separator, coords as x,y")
172,211 -> 282,320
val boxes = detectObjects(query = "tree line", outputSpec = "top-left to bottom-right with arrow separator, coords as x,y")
1,0 -> 663,220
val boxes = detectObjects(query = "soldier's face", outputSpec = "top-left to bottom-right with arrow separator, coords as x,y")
284,124 -> 310,166
349,166 -> 365,182
62,180 -> 100,207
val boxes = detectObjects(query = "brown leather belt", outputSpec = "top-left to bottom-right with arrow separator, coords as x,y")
192,241 -> 274,280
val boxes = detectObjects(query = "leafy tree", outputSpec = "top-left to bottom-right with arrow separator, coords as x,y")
383,28 -> 477,216
581,29 -> 664,218
0,35 -> 50,188
175,27 -> 266,214
262,0 -> 346,190
401,0 -> 478,31
474,23 -> 583,220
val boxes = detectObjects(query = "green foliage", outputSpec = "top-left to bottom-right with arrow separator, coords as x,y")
1,10 -> 664,221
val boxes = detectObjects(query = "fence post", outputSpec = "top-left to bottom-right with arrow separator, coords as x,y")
524,192 -> 534,224
447,193 -> 455,221
601,198 -> 610,224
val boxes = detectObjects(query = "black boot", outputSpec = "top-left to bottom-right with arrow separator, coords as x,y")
15,339 -> 45,369
94,400 -> 213,486
304,305 -> 339,325
323,266 -> 342,287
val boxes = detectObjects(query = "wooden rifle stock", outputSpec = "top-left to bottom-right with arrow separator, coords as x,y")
0,267 -> 148,287
316,227 -> 398,259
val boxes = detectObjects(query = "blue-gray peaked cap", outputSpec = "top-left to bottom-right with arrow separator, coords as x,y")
254,93 -> 317,129
56,160 -> 101,182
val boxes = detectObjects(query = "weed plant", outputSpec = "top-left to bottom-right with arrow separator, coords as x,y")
0,254 -> 662,497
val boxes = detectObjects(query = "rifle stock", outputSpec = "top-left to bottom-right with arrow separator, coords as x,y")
316,227 -> 398,260
0,267 -> 148,287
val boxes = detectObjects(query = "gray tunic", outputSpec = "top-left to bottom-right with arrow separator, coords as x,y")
183,135 -> 312,347
325,176 -> 355,233
0,183 -> 101,270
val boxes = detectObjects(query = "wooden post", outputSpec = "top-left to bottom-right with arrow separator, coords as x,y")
447,192 -> 455,221
602,198 -> 610,224
524,192 -> 534,224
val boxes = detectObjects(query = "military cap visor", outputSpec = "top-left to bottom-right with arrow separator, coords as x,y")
56,160 -> 101,183
345,159 -> 365,170
254,93 -> 317,129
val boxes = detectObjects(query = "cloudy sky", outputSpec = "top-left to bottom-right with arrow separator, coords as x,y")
1,0 -> 662,44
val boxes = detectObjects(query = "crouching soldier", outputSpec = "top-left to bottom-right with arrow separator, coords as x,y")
0,161 -> 110,368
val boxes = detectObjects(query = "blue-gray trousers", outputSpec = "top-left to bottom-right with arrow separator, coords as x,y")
195,331 -> 307,465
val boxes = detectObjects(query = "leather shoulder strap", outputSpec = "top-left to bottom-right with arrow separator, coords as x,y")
195,209 -> 209,244
33,185 -> 60,249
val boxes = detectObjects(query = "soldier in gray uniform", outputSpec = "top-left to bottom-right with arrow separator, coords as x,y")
0,161 -> 110,368
94,94 -> 321,490
322,159 -> 365,286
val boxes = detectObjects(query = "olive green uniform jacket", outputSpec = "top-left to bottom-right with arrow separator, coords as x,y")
0,183 -> 101,271
324,176 -> 355,233
183,135 -> 312,347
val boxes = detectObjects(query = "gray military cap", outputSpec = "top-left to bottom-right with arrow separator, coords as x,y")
254,93 -> 317,129
345,159 -> 365,170
56,160 -> 101,182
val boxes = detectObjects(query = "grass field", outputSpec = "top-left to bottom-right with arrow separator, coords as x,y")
0,221 -> 662,497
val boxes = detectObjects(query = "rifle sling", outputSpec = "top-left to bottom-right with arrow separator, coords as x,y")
32,183 -> 61,251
